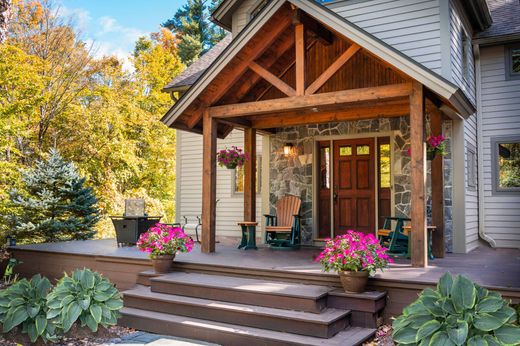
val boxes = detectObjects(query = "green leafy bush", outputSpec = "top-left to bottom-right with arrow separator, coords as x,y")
0,275 -> 59,342
46,268 -> 123,334
393,272 -> 520,345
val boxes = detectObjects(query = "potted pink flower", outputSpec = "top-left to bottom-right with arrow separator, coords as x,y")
217,146 -> 249,169
315,231 -> 392,293
137,223 -> 194,273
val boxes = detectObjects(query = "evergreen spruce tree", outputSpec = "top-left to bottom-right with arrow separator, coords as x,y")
8,149 -> 100,243
162,0 -> 225,65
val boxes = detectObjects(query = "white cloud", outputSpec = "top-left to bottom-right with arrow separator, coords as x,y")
58,6 -> 92,31
97,16 -> 146,43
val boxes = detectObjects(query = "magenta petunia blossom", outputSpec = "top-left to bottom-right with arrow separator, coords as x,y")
316,230 -> 392,276
137,223 -> 194,259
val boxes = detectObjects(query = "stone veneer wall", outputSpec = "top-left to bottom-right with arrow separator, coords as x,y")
268,117 -> 453,251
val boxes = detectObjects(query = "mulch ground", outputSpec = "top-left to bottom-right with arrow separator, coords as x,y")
0,325 -> 134,345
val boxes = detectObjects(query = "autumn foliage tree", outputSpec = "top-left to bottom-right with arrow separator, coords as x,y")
0,0 -> 184,241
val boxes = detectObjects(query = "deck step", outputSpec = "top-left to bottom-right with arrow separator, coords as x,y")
123,285 -> 350,338
120,307 -> 375,346
150,272 -> 331,313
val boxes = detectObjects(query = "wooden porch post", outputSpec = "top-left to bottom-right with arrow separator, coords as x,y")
430,104 -> 445,258
244,128 -> 256,221
202,109 -> 217,253
410,81 -> 428,267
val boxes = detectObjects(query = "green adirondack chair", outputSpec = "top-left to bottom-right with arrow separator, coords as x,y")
376,216 -> 411,256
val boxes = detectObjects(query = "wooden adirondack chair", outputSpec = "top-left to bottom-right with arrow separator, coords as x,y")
264,195 -> 302,248
376,216 -> 410,256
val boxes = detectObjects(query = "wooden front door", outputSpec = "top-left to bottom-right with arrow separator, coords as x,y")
333,138 -> 375,235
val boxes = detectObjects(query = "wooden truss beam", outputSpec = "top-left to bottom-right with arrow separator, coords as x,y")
228,32 -> 296,104
251,102 -> 409,129
186,9 -> 294,128
305,43 -> 361,95
295,22 -> 306,96
209,83 -> 412,118
248,61 -> 296,97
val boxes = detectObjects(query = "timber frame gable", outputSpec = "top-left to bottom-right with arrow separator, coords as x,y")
161,0 -> 476,137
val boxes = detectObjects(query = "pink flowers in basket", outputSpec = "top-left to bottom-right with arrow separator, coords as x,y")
137,223 -> 194,259
217,146 -> 250,169
406,134 -> 447,160
315,230 -> 392,276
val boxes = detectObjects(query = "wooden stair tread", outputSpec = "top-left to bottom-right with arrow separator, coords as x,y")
124,285 -> 350,325
121,307 -> 376,346
151,272 -> 332,299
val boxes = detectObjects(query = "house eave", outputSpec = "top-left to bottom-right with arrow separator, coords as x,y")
460,0 -> 493,32
210,0 -> 240,31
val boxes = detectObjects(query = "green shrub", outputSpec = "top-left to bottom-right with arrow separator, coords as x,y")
0,275 -> 59,342
393,272 -> 520,345
46,268 -> 123,334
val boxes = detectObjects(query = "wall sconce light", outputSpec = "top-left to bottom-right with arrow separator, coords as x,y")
283,143 -> 293,156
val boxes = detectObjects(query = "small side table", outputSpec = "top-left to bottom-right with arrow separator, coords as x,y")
403,225 -> 436,260
237,222 -> 258,250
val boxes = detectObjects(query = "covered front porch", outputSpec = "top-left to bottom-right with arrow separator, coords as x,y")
163,1 -> 475,267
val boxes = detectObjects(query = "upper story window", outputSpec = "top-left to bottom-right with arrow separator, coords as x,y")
249,0 -> 270,20
491,136 -> 520,194
461,30 -> 472,83
506,44 -> 520,80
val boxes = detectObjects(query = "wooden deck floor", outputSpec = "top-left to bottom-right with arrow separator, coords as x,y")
11,239 -> 520,322
12,238 -> 520,290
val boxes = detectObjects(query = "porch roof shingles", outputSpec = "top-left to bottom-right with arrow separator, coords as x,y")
161,0 -> 476,132
163,34 -> 233,92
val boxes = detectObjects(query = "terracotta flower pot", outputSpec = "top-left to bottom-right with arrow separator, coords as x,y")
338,270 -> 369,293
151,254 -> 175,273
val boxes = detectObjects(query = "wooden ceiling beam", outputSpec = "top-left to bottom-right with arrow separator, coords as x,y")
248,61 -> 296,97
225,32 -> 296,104
255,38 -> 317,101
251,102 -> 409,129
209,82 -> 412,118
305,43 -> 361,95
294,9 -> 333,45
186,8 -> 294,128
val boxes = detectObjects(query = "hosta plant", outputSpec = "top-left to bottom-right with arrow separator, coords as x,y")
393,272 -> 520,345
0,274 -> 58,342
46,268 -> 123,334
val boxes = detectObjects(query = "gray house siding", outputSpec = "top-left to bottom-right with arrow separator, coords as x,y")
479,44 -> 520,249
327,0 -> 442,74
447,0 -> 479,251
176,130 -> 263,238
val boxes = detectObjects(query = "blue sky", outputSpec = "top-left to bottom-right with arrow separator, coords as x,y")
58,0 -> 186,68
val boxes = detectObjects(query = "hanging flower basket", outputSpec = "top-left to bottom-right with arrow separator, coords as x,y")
217,146 -> 249,169
406,134 -> 447,161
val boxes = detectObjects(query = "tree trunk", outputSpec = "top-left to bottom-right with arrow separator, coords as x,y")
0,0 -> 11,44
